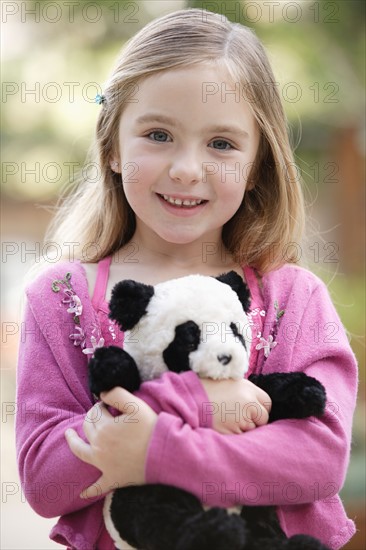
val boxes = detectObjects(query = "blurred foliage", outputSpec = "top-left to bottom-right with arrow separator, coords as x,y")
312,269 -> 365,374
1,0 -> 162,200
188,1 -> 365,127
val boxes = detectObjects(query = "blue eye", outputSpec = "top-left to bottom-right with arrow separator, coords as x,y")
148,131 -> 170,142
210,139 -> 233,150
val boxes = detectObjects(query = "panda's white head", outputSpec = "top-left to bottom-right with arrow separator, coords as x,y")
109,271 -> 252,382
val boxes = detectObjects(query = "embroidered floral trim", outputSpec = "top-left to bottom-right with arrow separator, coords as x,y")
69,326 -> 86,347
63,290 -> 83,321
51,272 -> 72,293
82,324 -> 105,355
256,334 -> 277,358
247,307 -> 266,324
249,301 -> 285,359
52,272 -> 82,325
271,300 -> 285,343
247,308 -> 266,342
51,272 -> 103,357
274,300 -> 285,321
259,300 -> 285,359
108,318 -> 117,341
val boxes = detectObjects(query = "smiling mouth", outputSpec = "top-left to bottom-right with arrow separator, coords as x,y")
158,194 -> 208,208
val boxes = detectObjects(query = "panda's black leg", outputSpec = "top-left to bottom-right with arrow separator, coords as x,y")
175,507 -> 248,550
284,535 -> 331,550
88,346 -> 141,396
249,372 -> 326,422
239,505 -> 288,550
109,485 -> 202,549
240,505 -> 286,538
240,506 -> 330,550
109,485 -> 248,550
245,538 -> 330,550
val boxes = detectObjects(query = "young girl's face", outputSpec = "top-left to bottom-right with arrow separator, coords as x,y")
113,63 -> 260,250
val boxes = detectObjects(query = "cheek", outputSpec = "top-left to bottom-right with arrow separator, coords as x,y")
122,152 -> 163,191
213,154 -> 256,192
215,175 -> 246,206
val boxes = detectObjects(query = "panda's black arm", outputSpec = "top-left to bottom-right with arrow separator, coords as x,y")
88,346 -> 142,397
248,372 -> 326,423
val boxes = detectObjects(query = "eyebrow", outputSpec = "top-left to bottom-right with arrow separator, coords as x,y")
135,113 -> 249,138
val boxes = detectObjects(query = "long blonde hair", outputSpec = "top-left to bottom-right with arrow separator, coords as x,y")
45,8 -> 305,273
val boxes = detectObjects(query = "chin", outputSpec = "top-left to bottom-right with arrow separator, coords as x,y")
156,230 -> 205,246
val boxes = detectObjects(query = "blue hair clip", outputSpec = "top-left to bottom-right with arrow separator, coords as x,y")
95,94 -> 105,105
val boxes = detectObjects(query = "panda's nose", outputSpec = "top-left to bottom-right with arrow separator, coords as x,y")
218,354 -> 232,365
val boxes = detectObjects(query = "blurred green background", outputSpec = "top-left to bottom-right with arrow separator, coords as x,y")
1,1 -> 365,548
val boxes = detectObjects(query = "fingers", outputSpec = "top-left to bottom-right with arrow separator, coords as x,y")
255,387 -> 272,412
236,400 -> 270,431
82,401 -> 113,442
244,380 -> 272,410
254,387 -> 272,423
80,484 -> 102,500
80,475 -> 118,500
237,400 -> 269,428
65,428 -> 94,465
100,387 -> 142,414
65,430 -> 118,499
240,423 -> 256,432
85,401 -> 108,424
252,404 -> 270,427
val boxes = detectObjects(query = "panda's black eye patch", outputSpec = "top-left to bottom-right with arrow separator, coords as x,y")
163,321 -> 200,373
230,322 -> 246,350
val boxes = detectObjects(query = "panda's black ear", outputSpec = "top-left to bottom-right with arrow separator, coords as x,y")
109,280 -> 154,331
215,271 -> 251,313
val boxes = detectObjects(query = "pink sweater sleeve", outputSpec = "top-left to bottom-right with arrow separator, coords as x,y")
16,292 -> 104,518
15,261 -> 215,521
135,370 -> 213,428
145,278 -> 358,508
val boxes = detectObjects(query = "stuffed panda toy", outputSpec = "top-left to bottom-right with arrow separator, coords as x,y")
89,271 -> 329,550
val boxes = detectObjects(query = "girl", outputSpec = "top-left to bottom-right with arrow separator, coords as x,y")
16,8 -> 357,549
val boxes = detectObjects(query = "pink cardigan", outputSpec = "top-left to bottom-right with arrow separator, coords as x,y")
16,261 -> 358,549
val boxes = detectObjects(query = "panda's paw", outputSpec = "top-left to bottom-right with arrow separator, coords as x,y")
252,372 -> 327,422
288,375 -> 327,418
176,508 -> 248,550
88,346 -> 140,396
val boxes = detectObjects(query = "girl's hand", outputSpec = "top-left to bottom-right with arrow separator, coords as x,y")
200,378 -> 271,434
65,388 -> 158,499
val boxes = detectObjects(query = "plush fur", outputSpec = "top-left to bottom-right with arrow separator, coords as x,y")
89,272 -> 329,550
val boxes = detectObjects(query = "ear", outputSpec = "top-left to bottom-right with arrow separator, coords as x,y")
109,156 -> 121,173
109,280 -> 154,330
215,271 -> 251,313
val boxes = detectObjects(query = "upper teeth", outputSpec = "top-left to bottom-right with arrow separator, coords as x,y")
162,194 -> 203,207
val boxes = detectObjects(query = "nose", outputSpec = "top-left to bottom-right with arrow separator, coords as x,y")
217,354 -> 232,365
169,148 -> 202,184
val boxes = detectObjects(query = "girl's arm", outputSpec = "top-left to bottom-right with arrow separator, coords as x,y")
65,373 -> 271,496
16,300 -> 104,518
136,371 -> 271,433
65,388 -> 158,498
67,349 -> 353,509
144,281 -> 358,508
145,393 -> 347,507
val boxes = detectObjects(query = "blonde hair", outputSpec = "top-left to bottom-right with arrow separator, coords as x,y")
46,8 -> 305,273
